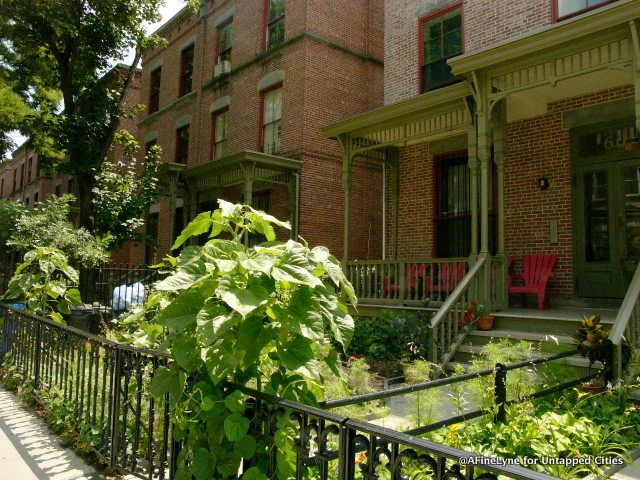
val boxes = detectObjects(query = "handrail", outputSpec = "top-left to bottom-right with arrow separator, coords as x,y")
430,256 -> 485,329
609,260 -> 640,345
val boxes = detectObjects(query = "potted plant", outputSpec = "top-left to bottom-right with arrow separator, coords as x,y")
464,301 -> 494,331
573,315 -> 612,393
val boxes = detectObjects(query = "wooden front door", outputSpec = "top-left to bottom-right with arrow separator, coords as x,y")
574,157 -> 640,298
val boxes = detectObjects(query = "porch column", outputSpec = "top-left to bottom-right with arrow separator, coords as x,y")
387,149 -> 400,259
631,20 -> 640,134
340,135 -> 353,261
468,121 -> 479,258
494,100 -> 508,309
288,173 -> 299,240
242,163 -> 255,246
474,72 -> 493,307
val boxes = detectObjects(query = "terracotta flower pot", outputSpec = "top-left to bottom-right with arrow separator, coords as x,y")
580,381 -> 606,394
475,314 -> 494,331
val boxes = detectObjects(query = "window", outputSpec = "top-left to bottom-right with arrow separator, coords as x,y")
33,192 -> 38,205
55,180 -> 62,197
262,87 -> 282,154
217,22 -> 233,62
266,0 -> 285,49
435,154 -> 494,257
27,157 -> 33,183
212,109 -> 229,160
179,45 -> 194,97
420,6 -> 462,93
68,177 -> 75,194
145,212 -> 159,266
149,67 -> 161,114
556,0 -> 617,19
25,197 -> 30,207
145,139 -> 157,160
12,169 -> 16,192
19,163 -> 24,188
175,125 -> 190,164
0,178 -> 3,197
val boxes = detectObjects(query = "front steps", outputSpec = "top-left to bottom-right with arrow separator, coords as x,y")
446,307 -> 618,376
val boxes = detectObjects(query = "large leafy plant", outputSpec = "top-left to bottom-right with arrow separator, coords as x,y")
2,247 -> 82,323
126,200 -> 356,479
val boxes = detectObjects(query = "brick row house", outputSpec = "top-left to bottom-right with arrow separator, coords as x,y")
325,0 -> 640,311
0,66 -> 143,264
139,0 -> 384,265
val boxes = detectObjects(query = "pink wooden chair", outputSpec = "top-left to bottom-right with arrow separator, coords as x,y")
508,254 -> 558,310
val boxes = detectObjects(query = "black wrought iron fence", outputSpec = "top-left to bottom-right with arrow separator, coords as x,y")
1,306 -> 175,479
0,304 -> 610,480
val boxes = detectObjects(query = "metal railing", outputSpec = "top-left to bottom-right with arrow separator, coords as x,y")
1,304 -> 611,480
609,260 -> 640,379
344,259 -> 469,306
1,306 -> 175,479
428,257 -> 485,371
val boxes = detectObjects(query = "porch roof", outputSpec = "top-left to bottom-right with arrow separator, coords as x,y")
181,149 -> 302,192
322,83 -> 471,155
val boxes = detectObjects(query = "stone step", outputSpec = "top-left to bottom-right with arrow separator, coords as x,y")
467,328 -> 575,346
490,307 -> 617,336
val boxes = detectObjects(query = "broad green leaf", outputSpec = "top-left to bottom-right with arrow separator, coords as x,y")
241,467 -> 268,480
205,343 -> 238,385
172,211 -> 213,250
149,366 -> 173,397
224,390 -> 245,413
317,291 -> 354,348
172,335 -> 200,373
277,335 -> 316,378
272,250 -> 322,287
311,246 -> 357,304
192,448 -> 216,480
240,255 -> 275,275
45,283 -> 65,299
224,413 -> 250,441
155,270 -> 205,291
66,288 -> 82,305
221,283 -> 269,318
281,289 -> 324,341
233,434 -> 257,459
156,290 -> 207,329
197,304 -> 240,346
218,199 -> 242,218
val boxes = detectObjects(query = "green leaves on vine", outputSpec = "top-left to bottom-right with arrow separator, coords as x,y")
140,200 -> 356,478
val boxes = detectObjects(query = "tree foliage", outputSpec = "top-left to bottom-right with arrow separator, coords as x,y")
8,195 -> 109,267
92,130 -> 161,250
117,200 -> 356,479
2,246 -> 83,323
0,0 -> 168,226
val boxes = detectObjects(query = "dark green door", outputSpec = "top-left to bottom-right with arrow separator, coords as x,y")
574,158 -> 640,298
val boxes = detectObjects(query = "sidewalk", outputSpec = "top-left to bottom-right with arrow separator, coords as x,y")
0,387 -> 102,480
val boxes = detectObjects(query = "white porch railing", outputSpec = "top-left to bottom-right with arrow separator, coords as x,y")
609,260 -> 640,380
344,259 -> 470,306
428,257 -> 486,371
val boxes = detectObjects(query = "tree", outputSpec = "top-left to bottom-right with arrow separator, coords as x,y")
92,130 -> 161,250
0,0 -> 196,227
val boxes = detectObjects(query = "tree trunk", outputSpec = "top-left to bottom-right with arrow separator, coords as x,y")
77,173 -> 96,229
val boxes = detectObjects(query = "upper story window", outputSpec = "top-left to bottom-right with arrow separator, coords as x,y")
420,6 -> 462,93
176,125 -> 190,164
212,109 -> 229,160
266,0 -> 285,49
0,178 -> 4,197
12,169 -> 16,192
262,87 -> 282,154
149,67 -> 161,114
217,22 -> 233,62
556,0 -> 616,19
19,163 -> 25,188
179,45 -> 194,97
27,157 -> 33,183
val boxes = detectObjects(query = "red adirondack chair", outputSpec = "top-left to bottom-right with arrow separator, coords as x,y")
383,263 -> 429,298
508,254 -> 558,310
430,262 -> 465,295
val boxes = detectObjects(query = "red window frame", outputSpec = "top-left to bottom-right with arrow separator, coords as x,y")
211,107 -> 229,160
148,67 -> 161,114
263,0 -> 285,50
216,21 -> 233,63
179,44 -> 194,97
260,84 -> 282,154
175,125 -> 190,164
552,0 -> 619,21
418,2 -> 463,95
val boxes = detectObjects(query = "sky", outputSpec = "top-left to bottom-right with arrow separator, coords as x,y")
8,0 -> 187,150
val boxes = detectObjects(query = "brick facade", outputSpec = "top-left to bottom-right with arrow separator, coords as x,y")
139,0 -> 384,260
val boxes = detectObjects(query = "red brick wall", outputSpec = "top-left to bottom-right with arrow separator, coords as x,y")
505,84 -> 634,298
139,0 -> 384,262
463,0 -> 551,52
